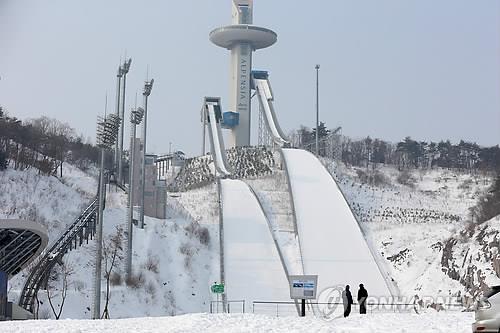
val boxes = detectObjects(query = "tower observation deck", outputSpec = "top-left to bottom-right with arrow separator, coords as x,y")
209,0 -> 277,147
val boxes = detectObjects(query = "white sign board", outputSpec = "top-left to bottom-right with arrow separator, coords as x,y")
289,275 -> 318,300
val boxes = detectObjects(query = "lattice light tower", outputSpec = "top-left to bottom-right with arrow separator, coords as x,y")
93,114 -> 120,320
139,79 -> 154,229
210,0 -> 277,148
117,58 -> 132,184
113,65 -> 123,173
126,107 -> 144,281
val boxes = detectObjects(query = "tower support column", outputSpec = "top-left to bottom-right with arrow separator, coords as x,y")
228,42 -> 252,147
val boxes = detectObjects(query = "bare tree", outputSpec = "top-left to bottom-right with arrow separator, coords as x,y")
101,226 -> 124,319
46,261 -> 74,320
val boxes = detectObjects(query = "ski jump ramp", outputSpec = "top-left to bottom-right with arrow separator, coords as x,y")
203,96 -> 289,307
203,97 -> 232,177
220,179 -> 290,304
251,71 -> 393,297
281,148 -> 394,298
252,72 -> 288,146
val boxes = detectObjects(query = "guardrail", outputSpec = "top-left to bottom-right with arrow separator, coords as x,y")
251,301 -> 465,317
18,197 -> 98,314
209,300 -> 245,314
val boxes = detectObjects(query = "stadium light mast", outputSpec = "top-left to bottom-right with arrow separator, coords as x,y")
93,113 -> 120,320
315,64 -> 320,156
118,58 -> 132,185
139,79 -> 154,229
113,66 -> 123,174
126,107 -> 144,281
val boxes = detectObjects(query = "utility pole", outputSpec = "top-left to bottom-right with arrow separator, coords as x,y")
93,114 -> 120,320
315,64 -> 320,156
118,58 -> 132,185
139,79 -> 153,229
114,66 -> 123,174
126,107 -> 144,281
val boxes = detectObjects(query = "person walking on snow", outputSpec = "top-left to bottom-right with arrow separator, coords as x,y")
342,285 -> 353,317
357,284 -> 368,314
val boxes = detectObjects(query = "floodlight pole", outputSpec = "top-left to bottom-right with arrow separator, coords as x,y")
139,79 -> 153,229
315,64 -> 320,156
114,66 -> 123,174
92,147 -> 106,320
92,114 -> 119,320
118,58 -> 132,185
126,108 -> 144,280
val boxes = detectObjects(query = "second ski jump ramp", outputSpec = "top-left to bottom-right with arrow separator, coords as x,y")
281,149 -> 393,298
220,179 -> 290,305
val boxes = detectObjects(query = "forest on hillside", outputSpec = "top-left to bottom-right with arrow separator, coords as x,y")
292,122 -> 500,173
0,107 -> 99,176
1,107 -> 499,177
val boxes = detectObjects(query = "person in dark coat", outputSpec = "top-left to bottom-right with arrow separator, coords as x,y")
342,285 -> 353,317
357,284 -> 368,314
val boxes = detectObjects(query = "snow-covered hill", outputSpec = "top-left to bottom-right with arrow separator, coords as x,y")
324,159 -> 497,302
5,163 -> 218,320
52,190 -> 217,319
148,155 -> 499,308
441,215 -> 500,301
0,164 -> 96,243
4,152 -> 498,320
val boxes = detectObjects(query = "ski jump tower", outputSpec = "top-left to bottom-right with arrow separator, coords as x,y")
210,0 -> 277,148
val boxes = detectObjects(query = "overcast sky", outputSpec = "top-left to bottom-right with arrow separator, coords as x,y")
0,0 -> 499,156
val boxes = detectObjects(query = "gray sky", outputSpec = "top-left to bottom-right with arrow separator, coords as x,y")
1,0 -> 499,156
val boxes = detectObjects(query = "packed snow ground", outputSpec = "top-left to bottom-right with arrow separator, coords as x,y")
0,312 -> 475,333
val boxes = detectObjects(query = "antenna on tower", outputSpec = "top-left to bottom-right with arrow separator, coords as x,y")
104,92 -> 108,117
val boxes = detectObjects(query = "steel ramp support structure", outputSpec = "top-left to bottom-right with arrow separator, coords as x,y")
251,71 -> 288,147
202,97 -> 232,177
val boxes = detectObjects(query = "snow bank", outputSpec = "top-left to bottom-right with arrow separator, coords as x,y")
0,312 -> 474,333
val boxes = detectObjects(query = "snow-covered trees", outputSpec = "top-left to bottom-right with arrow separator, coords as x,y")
290,122 -> 500,173
102,226 -> 124,319
46,262 -> 74,320
0,108 -> 99,175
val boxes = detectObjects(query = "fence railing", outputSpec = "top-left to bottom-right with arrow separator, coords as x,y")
209,300 -> 245,314
251,300 -> 465,317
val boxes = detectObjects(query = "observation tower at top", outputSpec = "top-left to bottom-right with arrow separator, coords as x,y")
210,0 -> 277,147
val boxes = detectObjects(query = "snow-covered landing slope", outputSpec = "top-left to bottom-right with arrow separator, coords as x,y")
221,179 -> 290,306
281,149 -> 393,297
